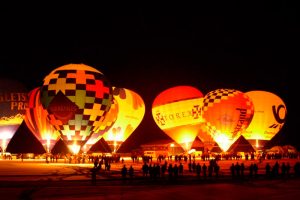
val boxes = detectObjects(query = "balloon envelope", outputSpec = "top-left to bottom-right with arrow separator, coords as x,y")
83,98 -> 119,152
202,89 -> 254,152
40,64 -> 113,154
242,91 -> 287,149
24,87 -> 60,153
102,87 -> 145,153
0,79 -> 28,152
152,86 -> 204,152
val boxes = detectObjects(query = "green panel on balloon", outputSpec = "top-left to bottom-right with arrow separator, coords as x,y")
75,90 -> 86,108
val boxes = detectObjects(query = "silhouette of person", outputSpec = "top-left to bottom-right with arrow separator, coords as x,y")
129,165 -> 134,179
121,165 -> 127,179
90,167 -> 97,185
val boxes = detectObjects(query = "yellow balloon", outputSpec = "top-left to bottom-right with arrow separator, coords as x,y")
102,87 -> 145,153
242,91 -> 287,148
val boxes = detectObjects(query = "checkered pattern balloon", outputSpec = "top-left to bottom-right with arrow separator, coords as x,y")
202,89 -> 254,151
40,64 -> 113,147
83,98 -> 119,152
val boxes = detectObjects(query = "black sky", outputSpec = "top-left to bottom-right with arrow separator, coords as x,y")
1,4 -> 298,151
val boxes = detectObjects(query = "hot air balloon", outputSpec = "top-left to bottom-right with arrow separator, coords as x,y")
202,89 -> 254,152
0,79 -> 28,153
242,90 -> 287,149
152,86 -> 204,152
40,64 -> 113,154
102,87 -> 145,153
24,87 -> 60,153
82,98 -> 119,153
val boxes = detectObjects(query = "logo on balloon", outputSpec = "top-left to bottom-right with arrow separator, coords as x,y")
47,91 -> 79,124
155,112 -> 166,126
192,105 -> 202,119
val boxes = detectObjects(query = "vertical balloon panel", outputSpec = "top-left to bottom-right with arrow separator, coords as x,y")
152,86 -> 204,152
242,91 -> 287,149
24,87 -> 60,153
102,87 -> 145,153
40,64 -> 113,154
202,89 -> 254,152
0,79 -> 28,153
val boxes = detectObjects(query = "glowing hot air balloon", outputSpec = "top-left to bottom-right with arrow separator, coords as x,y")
40,64 -> 113,154
102,87 -> 145,153
152,86 -> 204,152
202,89 -> 254,152
0,79 -> 28,153
242,90 -> 287,149
82,98 -> 119,153
24,87 -> 60,153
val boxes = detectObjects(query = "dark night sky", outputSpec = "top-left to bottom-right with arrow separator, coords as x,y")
0,4 -> 298,151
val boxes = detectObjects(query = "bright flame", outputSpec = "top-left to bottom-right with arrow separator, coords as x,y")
215,134 -> 230,152
256,139 -> 259,148
0,131 -> 13,153
0,131 -> 12,140
69,141 -> 81,154
45,133 -> 51,153
185,142 -> 189,151
170,143 -> 175,147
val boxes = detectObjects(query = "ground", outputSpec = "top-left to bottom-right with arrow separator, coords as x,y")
0,157 -> 300,199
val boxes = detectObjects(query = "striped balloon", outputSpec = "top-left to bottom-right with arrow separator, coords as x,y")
24,87 -> 60,153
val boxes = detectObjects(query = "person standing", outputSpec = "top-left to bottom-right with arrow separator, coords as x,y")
90,167 -> 98,185
121,165 -> 128,179
129,165 -> 134,179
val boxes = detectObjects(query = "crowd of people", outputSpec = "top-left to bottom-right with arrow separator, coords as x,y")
89,155 -> 300,185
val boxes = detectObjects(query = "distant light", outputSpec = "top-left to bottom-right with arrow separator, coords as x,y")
69,141 -> 80,154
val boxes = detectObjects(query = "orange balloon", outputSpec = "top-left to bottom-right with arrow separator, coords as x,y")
202,89 -> 254,152
24,87 -> 61,153
152,86 -> 204,152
